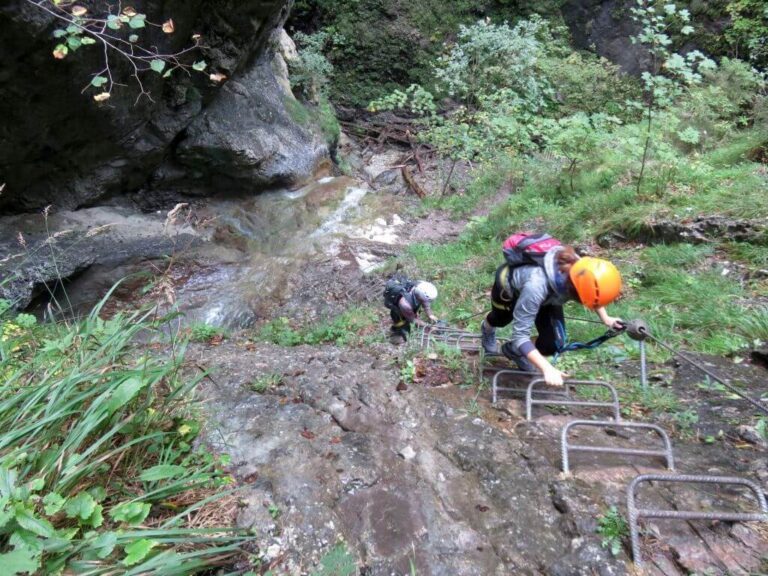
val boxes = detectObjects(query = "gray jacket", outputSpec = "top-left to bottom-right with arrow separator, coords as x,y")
504,247 -> 573,356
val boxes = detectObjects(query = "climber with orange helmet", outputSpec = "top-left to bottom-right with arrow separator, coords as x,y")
481,235 -> 623,386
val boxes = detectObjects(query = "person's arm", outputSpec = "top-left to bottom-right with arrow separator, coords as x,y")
420,299 -> 438,323
595,306 -> 624,329
511,274 -> 568,386
526,349 -> 568,387
400,297 -> 430,327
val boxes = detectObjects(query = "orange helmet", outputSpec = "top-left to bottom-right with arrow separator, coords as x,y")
569,257 -> 622,309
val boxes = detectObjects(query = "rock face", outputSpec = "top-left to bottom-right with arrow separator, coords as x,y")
561,0 -> 648,74
0,206 -> 199,310
194,340 -> 768,575
0,0 -> 326,214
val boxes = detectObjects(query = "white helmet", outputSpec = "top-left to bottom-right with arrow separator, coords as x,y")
414,281 -> 438,303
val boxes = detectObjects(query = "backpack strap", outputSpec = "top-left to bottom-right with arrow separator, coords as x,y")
516,233 -> 551,250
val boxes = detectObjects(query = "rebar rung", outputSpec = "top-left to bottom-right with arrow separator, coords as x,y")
527,379 -> 621,421
628,474 -> 768,567
568,446 -> 671,458
491,369 -> 538,404
561,420 -> 674,474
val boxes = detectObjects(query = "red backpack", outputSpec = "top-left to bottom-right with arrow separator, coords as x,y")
502,232 -> 561,269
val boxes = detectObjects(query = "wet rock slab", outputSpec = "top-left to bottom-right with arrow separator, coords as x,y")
193,340 -> 768,575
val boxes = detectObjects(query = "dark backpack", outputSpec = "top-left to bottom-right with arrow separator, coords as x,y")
383,275 -> 415,310
502,232 -> 562,269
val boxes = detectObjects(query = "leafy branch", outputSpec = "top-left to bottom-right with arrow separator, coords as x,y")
24,0 -> 223,103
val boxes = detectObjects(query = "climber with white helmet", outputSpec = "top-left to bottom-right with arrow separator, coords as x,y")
383,276 -> 439,344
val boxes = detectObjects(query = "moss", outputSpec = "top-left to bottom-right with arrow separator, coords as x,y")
284,96 -> 313,126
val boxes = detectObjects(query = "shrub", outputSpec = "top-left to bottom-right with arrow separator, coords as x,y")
0,296 -> 245,573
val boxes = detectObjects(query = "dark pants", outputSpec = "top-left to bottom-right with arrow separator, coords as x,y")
390,308 -> 411,339
486,268 -> 565,356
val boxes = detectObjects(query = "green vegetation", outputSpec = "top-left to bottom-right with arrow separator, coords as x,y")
596,506 -> 629,556
189,323 -> 226,343
395,9 -> 766,357
310,542 -> 357,576
250,373 -> 284,394
0,295 -> 245,573
28,1 -> 207,101
255,307 -> 378,347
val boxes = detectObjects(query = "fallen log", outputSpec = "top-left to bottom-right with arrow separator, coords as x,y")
402,165 -> 427,198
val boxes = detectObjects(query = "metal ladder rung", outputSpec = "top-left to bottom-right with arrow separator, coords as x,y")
561,420 -> 674,474
628,474 -> 768,567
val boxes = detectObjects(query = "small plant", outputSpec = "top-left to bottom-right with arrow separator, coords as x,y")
311,542 -> 356,576
463,398 -> 482,418
400,359 -> 417,386
673,409 -> 699,437
597,506 -> 629,556
268,504 -> 281,520
250,373 -> 283,394
189,323 -> 225,343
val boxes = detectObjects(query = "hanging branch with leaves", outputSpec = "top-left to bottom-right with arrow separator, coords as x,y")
24,0 -> 226,103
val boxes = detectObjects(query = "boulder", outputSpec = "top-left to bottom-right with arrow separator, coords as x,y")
0,0 -> 326,214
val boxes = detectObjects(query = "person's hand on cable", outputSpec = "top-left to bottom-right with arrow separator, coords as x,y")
595,306 -> 624,330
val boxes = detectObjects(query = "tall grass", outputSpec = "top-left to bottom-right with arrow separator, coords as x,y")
0,289 -> 249,574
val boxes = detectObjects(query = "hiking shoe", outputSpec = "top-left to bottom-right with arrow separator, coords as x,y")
481,320 -> 498,355
501,342 -> 536,372
389,333 -> 407,346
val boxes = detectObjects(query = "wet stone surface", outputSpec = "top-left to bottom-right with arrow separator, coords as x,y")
192,338 -> 768,575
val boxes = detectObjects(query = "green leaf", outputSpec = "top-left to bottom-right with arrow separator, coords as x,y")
0,547 -> 40,575
162,69 -> 173,78
91,531 -> 117,559
67,36 -> 82,50
107,19 -> 121,30
192,60 -> 207,72
84,504 -> 104,528
42,493 -> 66,516
128,34 -> 139,43
81,37 -> 96,45
129,15 -> 146,29
14,506 -> 55,538
105,377 -> 145,415
64,492 -> 96,522
150,59 -> 166,74
27,478 -> 44,493
109,501 -> 151,525
122,539 -> 157,566
66,24 -> 80,35
0,468 -> 19,499
53,29 -> 67,38
91,75 -> 108,88
139,464 -> 186,482
88,486 -> 107,502
681,25 -> 695,35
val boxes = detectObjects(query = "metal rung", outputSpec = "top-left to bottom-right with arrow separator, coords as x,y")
527,379 -> 621,421
561,420 -> 674,474
628,474 -> 768,566
491,369 -> 539,404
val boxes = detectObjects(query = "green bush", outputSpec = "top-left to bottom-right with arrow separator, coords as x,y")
0,296 -> 245,573
189,323 -> 225,343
